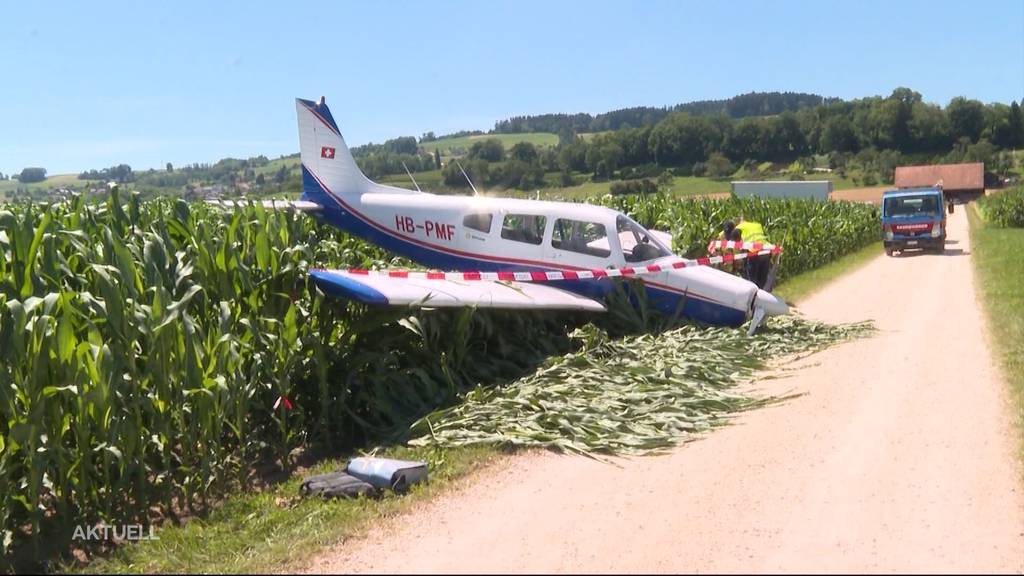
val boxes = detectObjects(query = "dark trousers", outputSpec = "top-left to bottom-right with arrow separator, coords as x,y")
745,255 -> 771,289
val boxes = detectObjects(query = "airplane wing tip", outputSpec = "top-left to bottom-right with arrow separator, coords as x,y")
310,270 -> 390,305
311,270 -> 605,312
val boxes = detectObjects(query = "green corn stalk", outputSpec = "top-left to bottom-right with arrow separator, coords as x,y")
1,188 -> 878,567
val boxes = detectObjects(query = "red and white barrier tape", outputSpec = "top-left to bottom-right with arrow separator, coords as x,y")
318,246 -> 781,283
707,240 -> 779,254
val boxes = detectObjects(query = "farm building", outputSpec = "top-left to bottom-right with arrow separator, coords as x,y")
731,180 -> 832,201
894,162 -> 984,198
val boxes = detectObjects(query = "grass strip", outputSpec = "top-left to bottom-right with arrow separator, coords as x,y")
968,204 -> 1024,461
76,445 -> 497,574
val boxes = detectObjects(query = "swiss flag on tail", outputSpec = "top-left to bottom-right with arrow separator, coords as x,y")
321,146 -> 336,159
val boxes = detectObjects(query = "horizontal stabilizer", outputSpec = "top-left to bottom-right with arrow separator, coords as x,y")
206,199 -> 323,212
310,269 -> 606,312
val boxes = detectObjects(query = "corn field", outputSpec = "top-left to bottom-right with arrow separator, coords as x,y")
977,186 -> 1024,227
1,190 -> 877,565
0,190 -> 578,565
602,192 -> 879,281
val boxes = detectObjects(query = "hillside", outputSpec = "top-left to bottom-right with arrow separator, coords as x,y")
0,173 -> 88,195
493,91 -> 833,134
419,133 -> 558,157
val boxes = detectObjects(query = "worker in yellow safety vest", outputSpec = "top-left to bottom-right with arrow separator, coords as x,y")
733,215 -> 771,288
734,215 -> 768,243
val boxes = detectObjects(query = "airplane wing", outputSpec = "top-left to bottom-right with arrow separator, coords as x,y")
206,199 -> 323,212
309,269 -> 606,312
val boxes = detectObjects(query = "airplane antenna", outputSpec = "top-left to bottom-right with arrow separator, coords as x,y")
455,160 -> 480,196
401,161 -> 422,193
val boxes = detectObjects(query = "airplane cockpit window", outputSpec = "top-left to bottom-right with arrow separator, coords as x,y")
551,219 -> 612,258
617,216 -> 670,262
463,213 -> 493,233
500,214 -> 546,245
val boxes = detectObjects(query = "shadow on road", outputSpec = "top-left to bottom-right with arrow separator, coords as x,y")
893,247 -> 968,258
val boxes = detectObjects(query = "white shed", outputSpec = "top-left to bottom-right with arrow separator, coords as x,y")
731,180 -> 832,201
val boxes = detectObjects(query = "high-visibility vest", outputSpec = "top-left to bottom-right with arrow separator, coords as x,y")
735,221 -> 768,243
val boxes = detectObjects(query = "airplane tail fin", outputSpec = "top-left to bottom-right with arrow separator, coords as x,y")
296,96 -> 381,198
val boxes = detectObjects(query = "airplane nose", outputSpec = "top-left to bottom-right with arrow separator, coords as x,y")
754,289 -> 789,316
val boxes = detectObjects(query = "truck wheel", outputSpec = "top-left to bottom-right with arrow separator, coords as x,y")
885,248 -> 894,257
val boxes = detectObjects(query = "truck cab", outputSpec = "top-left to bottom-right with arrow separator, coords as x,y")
881,187 -> 947,256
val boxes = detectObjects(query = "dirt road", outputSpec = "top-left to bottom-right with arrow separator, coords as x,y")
306,208 -> 1023,573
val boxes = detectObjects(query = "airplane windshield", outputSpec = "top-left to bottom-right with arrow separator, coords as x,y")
616,216 -> 671,263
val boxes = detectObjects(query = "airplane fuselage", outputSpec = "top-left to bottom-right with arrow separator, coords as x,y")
293,95 -> 786,328
301,167 -> 761,326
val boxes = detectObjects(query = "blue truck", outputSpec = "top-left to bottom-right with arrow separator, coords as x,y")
881,187 -> 949,256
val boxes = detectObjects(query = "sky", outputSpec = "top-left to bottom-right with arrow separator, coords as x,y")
2,0 -> 1022,176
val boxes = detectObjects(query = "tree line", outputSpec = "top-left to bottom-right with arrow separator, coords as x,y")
78,164 -> 134,182
351,135 -> 440,178
553,88 -> 1022,181
493,91 -> 834,134
440,139 -> 559,190
432,88 -> 1021,191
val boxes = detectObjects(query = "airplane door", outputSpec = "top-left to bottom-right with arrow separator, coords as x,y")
546,216 -> 625,269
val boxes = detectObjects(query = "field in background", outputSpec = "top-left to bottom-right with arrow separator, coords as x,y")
2,179 -> 898,219
5,171 -> 889,204
377,173 -> 731,199
419,133 -> 558,157
253,155 -> 300,176
543,176 -> 730,199
0,174 -> 91,194
829,186 -> 891,203
377,168 -> 445,190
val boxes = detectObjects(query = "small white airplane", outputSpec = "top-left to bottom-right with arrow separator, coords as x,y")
231,97 -> 789,332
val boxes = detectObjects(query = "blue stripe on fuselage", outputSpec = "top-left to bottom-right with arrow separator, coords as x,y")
301,167 -> 747,327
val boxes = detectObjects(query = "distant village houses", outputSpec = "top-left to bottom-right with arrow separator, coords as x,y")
182,183 -> 227,201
